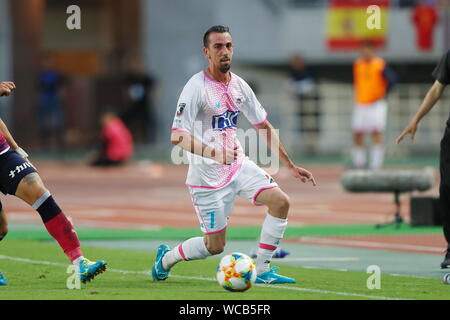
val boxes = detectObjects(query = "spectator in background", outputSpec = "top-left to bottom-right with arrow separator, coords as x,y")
352,40 -> 397,170
37,54 -> 66,152
287,54 -> 321,155
90,112 -> 133,167
412,0 -> 439,52
121,58 -> 157,145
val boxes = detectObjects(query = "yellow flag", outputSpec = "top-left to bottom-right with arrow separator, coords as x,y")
327,0 -> 390,50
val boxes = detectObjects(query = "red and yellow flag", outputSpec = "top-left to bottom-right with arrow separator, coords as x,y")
326,0 -> 390,51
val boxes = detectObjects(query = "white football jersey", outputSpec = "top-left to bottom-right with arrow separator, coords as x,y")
171,71 -> 267,188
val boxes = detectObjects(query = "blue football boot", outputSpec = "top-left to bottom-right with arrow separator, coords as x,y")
255,266 -> 296,284
152,244 -> 171,281
0,272 -> 6,286
79,259 -> 107,284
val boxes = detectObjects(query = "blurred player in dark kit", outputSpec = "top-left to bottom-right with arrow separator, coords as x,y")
397,49 -> 450,269
0,81 -> 107,284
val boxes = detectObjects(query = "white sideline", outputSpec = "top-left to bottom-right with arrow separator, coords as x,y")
299,237 -> 443,253
280,257 -> 360,262
0,254 -> 409,300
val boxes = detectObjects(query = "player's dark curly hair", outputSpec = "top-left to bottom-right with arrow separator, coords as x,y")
203,25 -> 230,48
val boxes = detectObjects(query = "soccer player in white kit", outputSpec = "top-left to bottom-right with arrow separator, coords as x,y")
152,26 -> 316,284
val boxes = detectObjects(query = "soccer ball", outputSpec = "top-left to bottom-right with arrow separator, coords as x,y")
216,252 -> 257,292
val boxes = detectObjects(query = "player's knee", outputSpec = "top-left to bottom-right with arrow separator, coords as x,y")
208,247 -> 224,255
27,189 -> 48,206
24,186 -> 48,205
206,243 -> 225,255
35,187 -> 48,201
271,194 -> 290,214
17,173 -> 47,200
280,197 -> 290,214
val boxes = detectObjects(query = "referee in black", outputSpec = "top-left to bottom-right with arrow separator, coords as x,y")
397,49 -> 450,268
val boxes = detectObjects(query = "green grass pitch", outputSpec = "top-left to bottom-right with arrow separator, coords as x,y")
0,240 -> 449,300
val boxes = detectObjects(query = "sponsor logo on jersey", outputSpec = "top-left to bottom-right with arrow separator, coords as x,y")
177,103 -> 186,116
211,110 -> 239,131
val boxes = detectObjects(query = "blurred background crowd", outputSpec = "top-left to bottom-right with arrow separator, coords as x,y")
0,0 -> 448,166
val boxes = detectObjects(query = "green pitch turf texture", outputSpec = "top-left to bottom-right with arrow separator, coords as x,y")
5,223 -> 443,241
1,239 -> 449,300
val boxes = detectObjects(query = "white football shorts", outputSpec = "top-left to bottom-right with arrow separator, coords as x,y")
188,157 -> 278,235
352,99 -> 387,133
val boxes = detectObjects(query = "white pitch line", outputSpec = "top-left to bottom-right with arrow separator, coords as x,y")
299,237 -> 444,253
0,254 -> 408,300
279,257 -> 360,262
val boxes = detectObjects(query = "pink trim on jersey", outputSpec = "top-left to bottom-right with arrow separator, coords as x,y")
171,127 -> 190,134
0,134 -> 10,154
185,161 -> 243,189
259,243 -> 277,251
204,225 -> 227,235
0,147 -> 10,156
203,70 -> 232,89
251,112 -> 268,127
178,243 -> 188,261
253,185 -> 278,206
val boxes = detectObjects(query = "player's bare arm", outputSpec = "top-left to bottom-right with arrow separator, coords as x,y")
0,83 -> 22,150
396,80 -> 446,144
0,85 -> 32,163
255,120 -> 316,186
0,118 -> 19,150
0,83 -> 13,239
0,82 -> 20,150
170,130 -> 237,165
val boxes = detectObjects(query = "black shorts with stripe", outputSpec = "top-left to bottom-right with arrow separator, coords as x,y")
0,149 -> 37,195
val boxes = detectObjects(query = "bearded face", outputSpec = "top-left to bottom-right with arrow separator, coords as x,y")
204,32 -> 234,74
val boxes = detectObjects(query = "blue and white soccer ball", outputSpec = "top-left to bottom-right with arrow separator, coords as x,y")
216,252 -> 257,292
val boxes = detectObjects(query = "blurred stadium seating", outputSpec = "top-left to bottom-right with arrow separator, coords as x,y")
0,0 -> 448,160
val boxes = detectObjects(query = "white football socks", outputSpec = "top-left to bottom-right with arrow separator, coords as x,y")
162,237 -> 211,270
352,146 -> 366,169
72,256 -> 85,267
369,144 -> 384,170
256,214 -> 288,274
